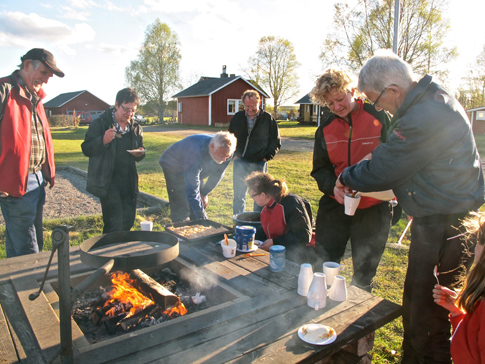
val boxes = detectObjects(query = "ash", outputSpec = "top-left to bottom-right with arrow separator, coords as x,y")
72,267 -> 210,344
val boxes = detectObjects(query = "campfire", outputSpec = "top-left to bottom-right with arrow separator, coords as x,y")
72,267 -> 205,341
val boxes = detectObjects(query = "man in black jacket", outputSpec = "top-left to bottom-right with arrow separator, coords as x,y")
336,50 -> 484,364
228,90 -> 281,215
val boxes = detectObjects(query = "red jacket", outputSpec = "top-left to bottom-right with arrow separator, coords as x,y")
449,299 -> 485,364
311,99 -> 390,209
0,72 -> 55,197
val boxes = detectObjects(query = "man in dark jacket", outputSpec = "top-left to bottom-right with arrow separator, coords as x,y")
336,50 -> 485,364
0,48 -> 64,257
228,90 -> 281,215
81,88 -> 145,234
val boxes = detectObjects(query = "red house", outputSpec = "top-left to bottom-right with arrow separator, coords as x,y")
43,90 -> 110,118
172,67 -> 269,126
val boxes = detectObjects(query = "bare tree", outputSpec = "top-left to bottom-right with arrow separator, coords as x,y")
125,19 -> 181,121
248,36 -> 300,116
457,45 -> 485,110
321,0 -> 457,80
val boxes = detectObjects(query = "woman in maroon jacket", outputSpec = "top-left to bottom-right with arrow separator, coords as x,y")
245,171 -> 315,265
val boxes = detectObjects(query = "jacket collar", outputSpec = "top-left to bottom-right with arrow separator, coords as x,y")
266,197 -> 277,209
12,70 -> 46,100
393,74 -> 432,121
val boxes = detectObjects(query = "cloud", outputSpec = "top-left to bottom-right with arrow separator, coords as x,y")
60,6 -> 90,21
0,11 -> 95,50
67,0 -> 97,9
85,42 -> 135,56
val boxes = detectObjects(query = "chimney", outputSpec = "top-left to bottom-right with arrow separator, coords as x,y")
221,65 -> 228,78
230,74 -> 235,77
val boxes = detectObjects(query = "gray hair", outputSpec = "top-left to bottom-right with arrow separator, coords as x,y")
18,59 -> 42,71
358,49 -> 417,94
210,131 -> 237,154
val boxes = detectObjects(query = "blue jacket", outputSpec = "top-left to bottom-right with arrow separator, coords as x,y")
341,75 -> 484,217
159,134 -> 231,219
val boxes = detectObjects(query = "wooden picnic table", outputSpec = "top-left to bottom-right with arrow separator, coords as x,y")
0,236 -> 402,364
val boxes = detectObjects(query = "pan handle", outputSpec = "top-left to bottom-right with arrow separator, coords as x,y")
71,259 -> 115,302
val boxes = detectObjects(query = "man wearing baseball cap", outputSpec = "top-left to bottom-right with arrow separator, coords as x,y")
0,48 -> 64,258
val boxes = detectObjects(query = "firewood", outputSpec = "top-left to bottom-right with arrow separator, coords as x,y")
119,304 -> 158,331
130,269 -> 180,310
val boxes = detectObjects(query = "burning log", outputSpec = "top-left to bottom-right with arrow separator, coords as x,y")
119,304 -> 159,331
130,269 -> 180,310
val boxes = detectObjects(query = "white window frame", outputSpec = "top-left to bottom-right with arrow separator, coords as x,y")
178,102 -> 182,112
477,111 -> 485,120
227,99 -> 243,115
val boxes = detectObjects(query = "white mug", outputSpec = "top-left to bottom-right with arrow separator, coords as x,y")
297,263 -> 314,296
344,193 -> 361,216
307,273 -> 327,310
323,261 -> 345,286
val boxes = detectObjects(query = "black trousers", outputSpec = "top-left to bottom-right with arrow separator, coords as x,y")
401,213 -> 475,364
315,195 -> 392,290
100,182 -> 137,234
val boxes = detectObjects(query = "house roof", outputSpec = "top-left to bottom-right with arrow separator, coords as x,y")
43,90 -> 109,108
172,76 -> 269,99
467,106 -> 485,112
295,94 -> 312,104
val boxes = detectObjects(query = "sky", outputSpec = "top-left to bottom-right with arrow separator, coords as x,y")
0,0 -> 484,107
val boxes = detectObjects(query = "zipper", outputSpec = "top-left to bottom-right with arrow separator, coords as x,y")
347,114 -> 353,166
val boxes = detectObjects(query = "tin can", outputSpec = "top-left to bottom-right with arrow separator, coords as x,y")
235,225 -> 256,251
269,245 -> 286,272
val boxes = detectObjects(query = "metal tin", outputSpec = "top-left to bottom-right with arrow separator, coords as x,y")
269,245 -> 286,272
235,225 -> 256,251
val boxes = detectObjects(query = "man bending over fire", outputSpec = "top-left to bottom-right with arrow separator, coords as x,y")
159,132 -> 237,222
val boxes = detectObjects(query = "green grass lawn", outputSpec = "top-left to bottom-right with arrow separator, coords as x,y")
1,123 -> 484,363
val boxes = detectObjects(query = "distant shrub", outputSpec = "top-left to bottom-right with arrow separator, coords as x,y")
48,115 -> 79,127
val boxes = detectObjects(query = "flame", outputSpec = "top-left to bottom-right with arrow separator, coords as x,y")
164,302 -> 187,316
104,272 -> 154,319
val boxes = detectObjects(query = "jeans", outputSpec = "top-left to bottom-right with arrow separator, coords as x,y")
100,182 -> 137,234
232,158 -> 267,215
401,213 -> 475,364
0,172 -> 45,258
314,195 -> 391,290
163,169 -> 195,222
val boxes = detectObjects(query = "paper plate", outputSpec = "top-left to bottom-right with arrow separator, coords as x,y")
236,245 -> 258,253
358,190 -> 394,201
298,324 -> 337,345
127,149 -> 146,153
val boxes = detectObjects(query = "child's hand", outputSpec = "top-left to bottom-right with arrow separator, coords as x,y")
432,285 -> 463,316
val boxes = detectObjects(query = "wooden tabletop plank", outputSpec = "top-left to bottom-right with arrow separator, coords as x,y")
0,283 -> 45,364
132,289 -> 400,364
11,276 -> 60,364
0,297 -> 18,364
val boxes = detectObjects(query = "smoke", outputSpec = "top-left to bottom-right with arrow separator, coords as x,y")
178,266 -> 219,291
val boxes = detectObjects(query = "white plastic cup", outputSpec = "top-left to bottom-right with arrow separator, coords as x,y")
297,263 -> 314,296
140,221 -> 153,231
323,261 -> 345,286
221,239 -> 237,258
328,275 -> 347,302
344,193 -> 361,216
307,273 -> 327,310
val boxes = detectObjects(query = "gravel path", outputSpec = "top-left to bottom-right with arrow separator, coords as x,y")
0,168 -> 102,227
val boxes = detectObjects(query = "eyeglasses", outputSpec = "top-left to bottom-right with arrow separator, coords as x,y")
250,192 -> 261,198
371,84 -> 397,106
120,104 -> 136,114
